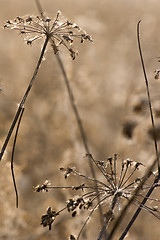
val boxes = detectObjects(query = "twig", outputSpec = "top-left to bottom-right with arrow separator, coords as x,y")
11,107 -> 25,208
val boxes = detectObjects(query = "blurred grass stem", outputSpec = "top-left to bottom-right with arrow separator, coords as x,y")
54,51 -> 100,189
53,50 -> 105,229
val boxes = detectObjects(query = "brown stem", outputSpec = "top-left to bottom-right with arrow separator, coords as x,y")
0,36 -> 49,161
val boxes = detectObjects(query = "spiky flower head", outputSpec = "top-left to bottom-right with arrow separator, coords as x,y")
60,155 -> 145,212
34,154 -> 160,238
4,11 -> 92,59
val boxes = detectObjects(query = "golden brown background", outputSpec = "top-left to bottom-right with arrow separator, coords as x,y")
0,0 -> 160,239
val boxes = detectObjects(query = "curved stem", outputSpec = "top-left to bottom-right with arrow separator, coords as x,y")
11,107 -> 25,208
108,20 -> 160,240
137,20 -> 159,173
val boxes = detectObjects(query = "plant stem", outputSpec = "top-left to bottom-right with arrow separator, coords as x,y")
53,51 -> 104,229
54,52 -> 96,174
55,54 -> 90,154
11,107 -> 25,208
0,36 -> 49,161
117,20 -> 160,240
137,20 -> 160,173
97,210 -> 113,240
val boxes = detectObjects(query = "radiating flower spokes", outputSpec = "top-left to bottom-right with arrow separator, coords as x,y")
4,11 -> 92,59
33,154 -> 160,238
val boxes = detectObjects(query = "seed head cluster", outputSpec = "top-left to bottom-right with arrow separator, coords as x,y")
35,154 -> 156,236
4,11 -> 92,59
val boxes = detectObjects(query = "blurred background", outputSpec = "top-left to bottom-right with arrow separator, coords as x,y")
0,0 -> 160,239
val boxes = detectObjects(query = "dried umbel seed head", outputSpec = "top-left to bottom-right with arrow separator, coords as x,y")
4,11 -> 92,59
37,154 -> 160,238
59,155 -> 146,214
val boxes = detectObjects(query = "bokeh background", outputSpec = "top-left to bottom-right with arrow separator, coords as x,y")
0,0 -> 160,239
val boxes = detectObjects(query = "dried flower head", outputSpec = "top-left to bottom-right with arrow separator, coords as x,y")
34,180 -> 50,192
35,154 -> 160,238
41,206 -> 58,230
4,11 -> 92,59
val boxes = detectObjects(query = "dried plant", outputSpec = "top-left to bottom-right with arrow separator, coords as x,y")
2,8 -> 92,160
1,1 -> 160,240
4,11 -> 92,60
2,6 -> 92,209
109,20 -> 160,240
34,154 -> 160,239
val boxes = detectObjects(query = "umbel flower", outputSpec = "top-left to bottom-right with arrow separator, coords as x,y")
34,154 -> 160,238
4,11 -> 92,59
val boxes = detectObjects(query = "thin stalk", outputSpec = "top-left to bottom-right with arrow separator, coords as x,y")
118,164 -> 125,188
118,164 -> 129,189
120,168 -> 136,189
53,50 -> 104,225
77,194 -> 111,240
137,20 -> 160,173
35,0 -> 44,19
77,204 -> 98,240
97,210 -> 113,240
113,154 -> 117,187
34,0 -> 105,235
11,107 -> 25,208
55,53 -> 90,154
108,20 -> 160,240
0,36 -> 49,161
117,21 -> 160,239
